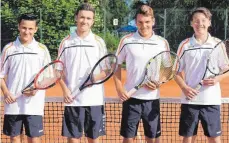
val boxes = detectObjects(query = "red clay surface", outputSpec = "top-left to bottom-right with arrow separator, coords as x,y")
46,69 -> 229,97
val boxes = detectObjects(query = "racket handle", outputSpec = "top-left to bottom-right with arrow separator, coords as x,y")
127,88 -> 137,97
14,92 -> 23,99
71,89 -> 80,100
185,83 -> 201,100
195,83 -> 202,91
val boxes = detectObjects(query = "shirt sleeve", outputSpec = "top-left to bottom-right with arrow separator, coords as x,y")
218,42 -> 229,72
98,38 -> 108,58
43,46 -> 52,66
162,39 -> 172,67
57,39 -> 67,64
116,37 -> 127,65
176,41 -> 187,72
0,47 -> 10,78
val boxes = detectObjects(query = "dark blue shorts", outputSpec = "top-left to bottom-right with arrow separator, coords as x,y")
120,98 -> 161,138
3,115 -> 43,137
179,104 -> 221,137
62,105 -> 105,139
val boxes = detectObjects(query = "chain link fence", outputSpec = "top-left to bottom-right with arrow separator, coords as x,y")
1,8 -> 228,55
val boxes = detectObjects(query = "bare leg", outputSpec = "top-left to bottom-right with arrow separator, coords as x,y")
27,137 -> 41,143
123,137 -> 134,143
87,137 -> 100,143
208,136 -> 221,143
67,137 -> 80,143
182,136 -> 196,143
10,135 -> 23,143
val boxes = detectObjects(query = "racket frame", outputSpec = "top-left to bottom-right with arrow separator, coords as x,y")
33,60 -> 64,90
127,51 -> 180,96
72,53 -> 117,98
195,39 -> 229,90
15,60 -> 65,98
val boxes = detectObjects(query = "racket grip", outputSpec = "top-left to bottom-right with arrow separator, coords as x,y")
71,89 -> 80,100
195,83 -> 202,90
127,88 -> 137,97
14,92 -> 23,99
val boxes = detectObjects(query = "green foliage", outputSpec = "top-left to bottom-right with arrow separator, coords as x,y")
1,0 -> 104,59
98,32 -> 120,53
1,0 -> 228,58
100,0 -> 130,31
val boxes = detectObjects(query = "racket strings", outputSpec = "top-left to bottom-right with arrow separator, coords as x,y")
147,52 -> 178,84
35,62 -> 64,89
208,39 -> 229,75
220,39 -> 229,74
159,54 -> 176,83
92,55 -> 117,83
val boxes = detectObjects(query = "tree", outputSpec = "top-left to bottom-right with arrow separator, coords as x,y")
128,0 -> 228,51
1,0 -> 104,59
99,0 -> 130,31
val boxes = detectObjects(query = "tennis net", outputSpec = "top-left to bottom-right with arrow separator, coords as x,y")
1,97 -> 228,143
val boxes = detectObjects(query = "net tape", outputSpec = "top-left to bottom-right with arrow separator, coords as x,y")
1,97 -> 228,143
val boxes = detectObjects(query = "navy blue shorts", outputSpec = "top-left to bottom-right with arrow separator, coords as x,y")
120,98 -> 161,138
179,104 -> 221,137
62,105 -> 105,139
3,115 -> 43,137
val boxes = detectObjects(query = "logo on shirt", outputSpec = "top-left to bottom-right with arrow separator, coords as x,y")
12,50 -> 19,54
216,131 -> 221,134
131,40 -> 139,42
39,130 -> 43,133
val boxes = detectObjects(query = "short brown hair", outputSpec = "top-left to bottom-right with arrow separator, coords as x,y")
189,7 -> 212,22
134,4 -> 154,19
75,2 -> 95,17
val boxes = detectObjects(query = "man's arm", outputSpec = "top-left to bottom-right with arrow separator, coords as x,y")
203,71 -> 229,86
59,79 -> 73,103
113,65 -> 129,101
1,78 -> 16,104
174,72 -> 199,100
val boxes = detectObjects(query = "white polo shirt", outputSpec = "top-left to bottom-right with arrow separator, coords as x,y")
58,31 -> 107,106
0,37 -> 51,115
177,34 -> 223,105
116,31 -> 170,100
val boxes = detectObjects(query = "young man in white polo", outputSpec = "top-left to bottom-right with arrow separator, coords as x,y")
175,7 -> 229,143
114,4 -> 170,143
1,13 -> 51,143
58,2 -> 107,143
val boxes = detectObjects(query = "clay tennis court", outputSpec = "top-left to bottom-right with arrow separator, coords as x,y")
46,69 -> 229,98
1,70 -> 228,142
39,69 -> 228,142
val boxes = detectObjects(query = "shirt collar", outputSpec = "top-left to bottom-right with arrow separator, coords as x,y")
135,30 -> 157,41
72,30 -> 94,42
16,37 -> 37,49
190,33 -> 214,47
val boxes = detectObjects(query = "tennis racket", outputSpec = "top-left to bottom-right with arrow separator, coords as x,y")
15,60 -> 65,99
195,38 -> 229,90
72,53 -> 117,99
127,51 -> 180,97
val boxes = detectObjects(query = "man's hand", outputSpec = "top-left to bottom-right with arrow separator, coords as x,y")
64,89 -> 74,104
144,79 -> 159,90
182,86 -> 199,100
117,88 -> 130,102
202,77 -> 219,86
23,89 -> 37,97
4,92 -> 16,104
